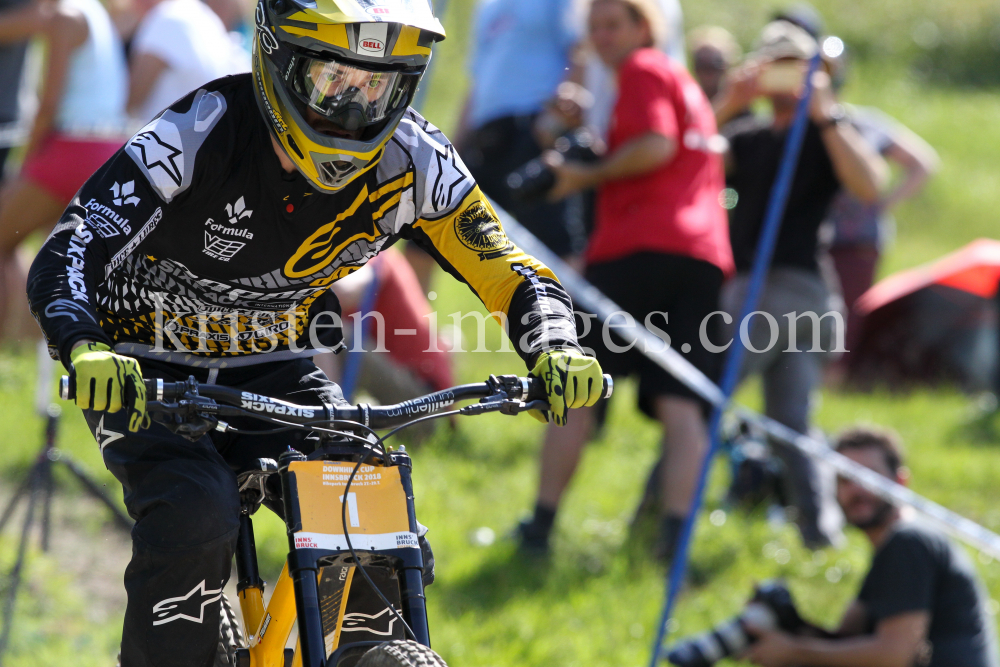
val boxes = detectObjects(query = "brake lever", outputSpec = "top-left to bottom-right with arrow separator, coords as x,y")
499,399 -> 548,415
148,391 -> 223,441
458,398 -> 549,417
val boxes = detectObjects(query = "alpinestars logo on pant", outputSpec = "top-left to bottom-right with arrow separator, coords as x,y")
152,580 -> 223,626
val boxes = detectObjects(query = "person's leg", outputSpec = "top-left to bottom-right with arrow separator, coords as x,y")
756,270 -> 842,547
0,177 -> 68,340
653,395 -> 710,559
761,350 -> 831,547
519,406 -> 597,550
536,406 -> 598,508
829,243 -> 880,364
92,402 -> 240,667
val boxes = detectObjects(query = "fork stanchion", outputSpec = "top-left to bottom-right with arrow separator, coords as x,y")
648,53 -> 823,667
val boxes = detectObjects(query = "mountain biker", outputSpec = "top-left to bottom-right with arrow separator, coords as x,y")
26,1 -> 603,664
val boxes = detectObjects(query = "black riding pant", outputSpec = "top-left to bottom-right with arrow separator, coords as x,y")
85,357 -> 346,667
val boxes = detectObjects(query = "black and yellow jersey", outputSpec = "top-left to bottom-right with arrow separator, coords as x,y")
28,74 -> 579,369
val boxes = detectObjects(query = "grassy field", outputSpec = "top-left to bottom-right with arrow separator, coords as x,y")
3,0 -> 1000,665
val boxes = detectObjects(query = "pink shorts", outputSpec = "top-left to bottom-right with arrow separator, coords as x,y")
22,134 -> 123,205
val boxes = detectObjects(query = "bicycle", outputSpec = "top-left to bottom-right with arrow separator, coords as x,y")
61,370 -> 612,667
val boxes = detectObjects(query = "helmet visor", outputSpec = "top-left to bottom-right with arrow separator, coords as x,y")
293,57 -> 419,127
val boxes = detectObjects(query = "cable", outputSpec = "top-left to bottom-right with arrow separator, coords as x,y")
379,409 -> 462,444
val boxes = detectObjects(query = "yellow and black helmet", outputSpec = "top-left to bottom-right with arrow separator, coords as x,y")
252,0 -> 445,191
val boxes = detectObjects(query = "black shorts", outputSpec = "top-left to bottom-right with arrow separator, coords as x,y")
580,252 -> 724,416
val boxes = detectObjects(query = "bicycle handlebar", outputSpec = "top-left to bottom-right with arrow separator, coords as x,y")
59,373 -> 613,430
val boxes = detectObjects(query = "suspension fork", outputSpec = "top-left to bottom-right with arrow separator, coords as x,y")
397,465 -> 430,647
281,453 -> 327,667
235,512 -> 267,641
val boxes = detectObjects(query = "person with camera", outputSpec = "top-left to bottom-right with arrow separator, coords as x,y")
514,0 -> 733,559
713,20 -> 888,549
744,426 -> 999,667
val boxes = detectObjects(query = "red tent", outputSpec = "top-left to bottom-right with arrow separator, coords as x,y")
849,239 -> 1000,390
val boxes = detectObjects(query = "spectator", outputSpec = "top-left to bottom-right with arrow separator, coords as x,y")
126,0 -> 249,126
820,41 -> 939,369
453,0 -> 587,265
516,0 -> 733,559
582,0 -> 685,137
714,20 -> 888,547
0,0 -> 128,339
746,426 -> 999,667
688,25 -> 741,104
0,0 -> 32,180
774,1 -> 824,40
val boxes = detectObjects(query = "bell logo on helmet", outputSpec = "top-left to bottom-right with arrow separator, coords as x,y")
357,22 -> 388,57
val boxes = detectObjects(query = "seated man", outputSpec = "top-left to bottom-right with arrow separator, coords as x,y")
746,426 -> 999,667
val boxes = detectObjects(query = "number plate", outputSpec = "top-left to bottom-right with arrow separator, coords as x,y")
289,461 -> 417,551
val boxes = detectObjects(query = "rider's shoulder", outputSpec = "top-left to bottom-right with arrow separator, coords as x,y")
389,108 -> 452,154
123,74 -> 252,204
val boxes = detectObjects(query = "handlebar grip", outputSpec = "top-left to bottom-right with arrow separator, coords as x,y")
60,375 -> 164,402
526,374 -> 613,401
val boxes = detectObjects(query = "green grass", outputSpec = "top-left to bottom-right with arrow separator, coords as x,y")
5,0 -> 1000,664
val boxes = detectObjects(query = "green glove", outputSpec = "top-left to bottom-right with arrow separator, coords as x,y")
70,342 -> 150,433
528,349 -> 603,426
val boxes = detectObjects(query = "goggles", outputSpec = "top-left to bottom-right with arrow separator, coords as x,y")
291,56 -> 420,130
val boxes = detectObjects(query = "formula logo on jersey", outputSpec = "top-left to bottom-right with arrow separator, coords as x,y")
84,198 -> 133,238
204,232 -> 246,261
204,197 -> 255,242
226,196 -> 253,224
454,200 -> 512,260
151,580 -> 223,626
111,181 -> 140,207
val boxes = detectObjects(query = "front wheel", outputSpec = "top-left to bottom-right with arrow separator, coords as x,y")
356,641 -> 448,667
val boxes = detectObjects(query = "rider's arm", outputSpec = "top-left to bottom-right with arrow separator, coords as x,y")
26,154 -> 164,367
390,117 -> 580,368
405,183 -> 580,366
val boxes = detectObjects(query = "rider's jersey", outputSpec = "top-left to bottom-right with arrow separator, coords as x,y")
28,74 -> 579,369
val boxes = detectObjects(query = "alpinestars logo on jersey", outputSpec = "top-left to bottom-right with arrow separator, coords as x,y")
130,131 -> 183,187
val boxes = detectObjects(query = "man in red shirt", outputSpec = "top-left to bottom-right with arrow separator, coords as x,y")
516,0 -> 733,559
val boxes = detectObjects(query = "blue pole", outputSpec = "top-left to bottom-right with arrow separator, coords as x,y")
648,53 -> 823,667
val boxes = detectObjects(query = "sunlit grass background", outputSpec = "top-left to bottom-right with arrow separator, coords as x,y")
4,0 -> 1000,665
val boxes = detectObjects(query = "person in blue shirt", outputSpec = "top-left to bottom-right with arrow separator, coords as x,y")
457,0 -> 586,261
